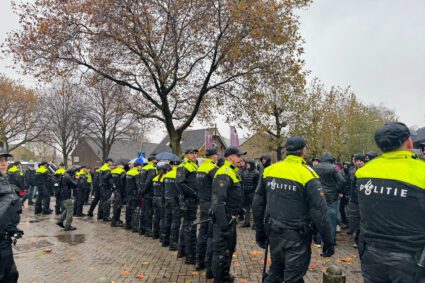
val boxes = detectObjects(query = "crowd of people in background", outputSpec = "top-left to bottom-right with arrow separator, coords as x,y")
3,122 -> 425,283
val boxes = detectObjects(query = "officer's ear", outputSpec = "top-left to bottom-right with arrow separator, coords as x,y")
405,137 -> 414,151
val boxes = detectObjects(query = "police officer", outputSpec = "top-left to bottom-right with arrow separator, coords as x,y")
176,148 -> 199,265
34,161 -> 53,215
87,166 -> 101,219
84,167 -> 92,205
139,156 -> 158,236
355,122 -> 425,283
110,162 -> 126,227
211,146 -> 246,282
99,158 -> 113,222
253,137 -> 334,283
0,150 -> 23,283
7,161 -> 24,194
162,159 -> 181,250
125,162 -> 142,230
152,165 -> 168,240
56,167 -> 79,231
195,148 -> 218,273
74,166 -> 88,217
53,163 -> 66,215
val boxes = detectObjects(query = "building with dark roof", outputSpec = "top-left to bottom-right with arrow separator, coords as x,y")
70,138 -> 158,168
153,128 -> 227,157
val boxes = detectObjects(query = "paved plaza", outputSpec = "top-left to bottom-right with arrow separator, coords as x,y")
14,202 -> 363,283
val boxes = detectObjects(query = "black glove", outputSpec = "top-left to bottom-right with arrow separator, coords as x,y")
256,230 -> 268,249
321,244 -> 335,257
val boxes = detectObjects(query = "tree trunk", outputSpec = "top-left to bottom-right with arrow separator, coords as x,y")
62,152 -> 68,167
276,144 -> 283,161
169,131 -> 183,156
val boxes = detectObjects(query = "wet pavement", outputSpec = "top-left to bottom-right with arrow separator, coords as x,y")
15,201 -> 363,282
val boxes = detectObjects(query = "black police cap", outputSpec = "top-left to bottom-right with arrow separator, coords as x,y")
285,136 -> 306,151
224,146 -> 247,158
353,153 -> 366,162
148,155 -> 158,162
133,161 -> 142,167
184,148 -> 199,154
105,158 -> 113,163
0,150 -> 12,158
374,122 -> 411,152
39,161 -> 48,166
205,148 -> 218,157
169,159 -> 182,165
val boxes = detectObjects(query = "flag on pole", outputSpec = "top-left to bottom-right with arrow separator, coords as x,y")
205,129 -> 213,149
230,126 -> 239,147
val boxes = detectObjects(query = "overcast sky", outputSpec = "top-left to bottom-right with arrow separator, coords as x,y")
1,1 -> 424,142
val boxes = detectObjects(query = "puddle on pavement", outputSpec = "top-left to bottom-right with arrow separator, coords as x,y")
55,234 -> 86,246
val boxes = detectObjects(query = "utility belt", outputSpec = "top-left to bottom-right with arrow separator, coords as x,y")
270,218 -> 312,238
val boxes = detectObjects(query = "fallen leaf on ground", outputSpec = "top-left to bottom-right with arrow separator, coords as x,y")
121,270 -> 130,277
250,249 -> 262,257
142,261 -> 150,265
336,257 -> 353,263
191,271 -> 199,276
309,263 -> 317,271
135,273 -> 144,279
239,279 -> 248,283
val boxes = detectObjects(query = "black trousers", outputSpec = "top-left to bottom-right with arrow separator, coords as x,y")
88,187 -> 102,219
152,196 -> 164,238
164,198 -> 180,249
265,225 -> 311,283
182,198 -> 197,262
125,195 -> 137,228
73,187 -> 84,215
142,197 -> 153,235
212,220 -> 237,282
242,191 -> 254,225
111,191 -> 122,224
35,186 -> 50,214
55,195 -> 63,214
339,195 -> 349,225
0,240 -> 18,283
101,189 -> 112,220
360,245 -> 424,283
196,200 -> 211,266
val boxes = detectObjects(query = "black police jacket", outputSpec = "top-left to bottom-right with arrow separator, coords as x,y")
253,155 -> 333,246
176,158 -> 198,199
196,158 -> 218,202
313,153 -> 345,204
139,162 -> 157,198
163,167 -> 178,200
35,166 -> 53,193
152,174 -> 165,198
59,173 -> 78,201
355,150 -> 425,253
242,167 -> 259,194
126,167 -> 140,200
111,167 -> 126,197
98,163 -> 112,192
211,160 -> 242,229
0,173 -> 21,235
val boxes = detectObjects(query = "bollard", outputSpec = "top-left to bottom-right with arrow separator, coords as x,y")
323,265 -> 346,283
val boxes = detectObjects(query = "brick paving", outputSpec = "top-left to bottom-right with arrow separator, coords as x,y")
14,202 -> 363,283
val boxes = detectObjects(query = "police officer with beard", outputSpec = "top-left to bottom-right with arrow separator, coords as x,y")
253,137 -> 334,283
355,122 -> 425,283
0,150 -> 23,283
195,148 -> 219,274
176,148 -> 199,265
211,146 -> 246,282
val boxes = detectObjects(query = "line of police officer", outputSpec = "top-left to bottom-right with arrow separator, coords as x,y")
2,121 -> 424,283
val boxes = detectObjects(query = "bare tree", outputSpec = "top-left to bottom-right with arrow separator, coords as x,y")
83,77 -> 138,160
6,0 -> 311,154
41,79 -> 85,166
0,74 -> 44,151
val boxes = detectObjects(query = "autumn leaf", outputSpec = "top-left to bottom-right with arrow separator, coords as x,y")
121,270 -> 130,277
250,249 -> 262,257
191,271 -> 199,276
135,274 -> 144,279
336,257 -> 353,263
43,247 -> 52,253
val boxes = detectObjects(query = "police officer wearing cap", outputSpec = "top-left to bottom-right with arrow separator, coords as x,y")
53,163 -> 66,215
139,155 -> 158,236
355,122 -> 425,282
125,161 -> 142,230
195,148 -> 219,274
74,165 -> 88,217
176,148 -> 199,264
34,161 -> 53,215
0,150 -> 22,282
98,158 -> 113,222
211,146 -> 245,282
253,137 -> 334,283
110,162 -> 126,227
162,159 -> 182,250
87,166 -> 102,219
55,166 -> 79,231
